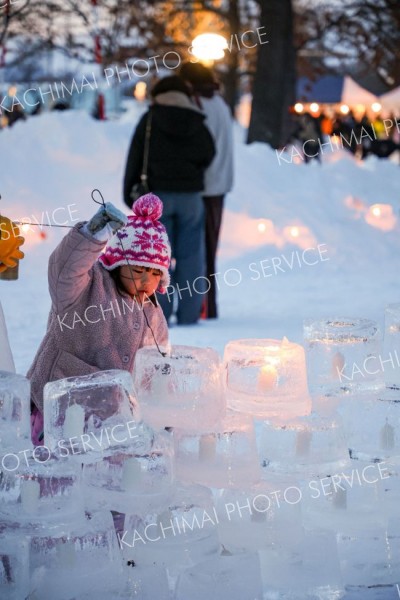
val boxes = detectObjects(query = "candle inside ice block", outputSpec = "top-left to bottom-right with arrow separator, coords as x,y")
295,430 -> 312,456
21,478 -> 40,514
63,403 -> 85,440
380,420 -> 395,450
57,541 -> 77,568
331,351 -> 345,379
199,434 -> 217,462
258,364 -> 278,393
122,457 -> 142,491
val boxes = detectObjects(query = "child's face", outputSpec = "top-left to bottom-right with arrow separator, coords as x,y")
118,264 -> 162,303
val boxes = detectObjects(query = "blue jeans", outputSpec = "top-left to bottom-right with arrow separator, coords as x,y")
155,191 -> 205,325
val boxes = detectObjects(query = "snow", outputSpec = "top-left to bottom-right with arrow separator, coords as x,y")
0,102 -> 400,374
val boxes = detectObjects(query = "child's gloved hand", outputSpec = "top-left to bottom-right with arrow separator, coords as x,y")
87,203 -> 128,241
0,216 -> 25,273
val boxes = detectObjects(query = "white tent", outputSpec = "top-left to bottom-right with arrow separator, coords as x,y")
379,86 -> 400,115
341,76 -> 379,106
0,302 -> 16,373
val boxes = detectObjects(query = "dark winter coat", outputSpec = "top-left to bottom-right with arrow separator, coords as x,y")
123,94 -> 216,208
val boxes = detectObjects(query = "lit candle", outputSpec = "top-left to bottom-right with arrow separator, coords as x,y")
57,541 -> 76,567
258,364 -> 278,393
199,434 -> 217,462
21,478 -> 40,514
295,430 -> 312,456
63,403 -> 85,440
331,352 -> 345,379
122,457 -> 142,491
380,421 -> 395,450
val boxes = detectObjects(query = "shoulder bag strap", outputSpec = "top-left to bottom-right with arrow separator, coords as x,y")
140,110 -> 153,184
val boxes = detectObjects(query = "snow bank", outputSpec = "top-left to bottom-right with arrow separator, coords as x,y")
0,105 -> 399,371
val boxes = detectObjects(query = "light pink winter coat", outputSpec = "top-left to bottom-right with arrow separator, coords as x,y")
27,223 -> 168,414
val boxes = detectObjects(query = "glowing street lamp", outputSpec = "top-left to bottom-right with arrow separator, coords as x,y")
294,103 -> 304,114
191,33 -> 228,63
309,102 -> 319,113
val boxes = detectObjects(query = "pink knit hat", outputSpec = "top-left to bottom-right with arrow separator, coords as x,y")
99,193 -> 171,293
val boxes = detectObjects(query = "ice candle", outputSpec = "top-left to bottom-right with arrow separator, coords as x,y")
63,403 -> 85,440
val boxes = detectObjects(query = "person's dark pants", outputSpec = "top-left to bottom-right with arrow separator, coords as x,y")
155,191 -> 205,325
203,195 -> 224,319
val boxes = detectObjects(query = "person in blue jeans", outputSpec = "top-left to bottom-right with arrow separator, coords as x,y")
123,76 -> 215,324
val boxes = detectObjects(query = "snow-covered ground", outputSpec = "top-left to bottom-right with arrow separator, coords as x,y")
1,102 -> 400,374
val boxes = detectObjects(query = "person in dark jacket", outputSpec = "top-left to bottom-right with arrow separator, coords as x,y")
180,62 -> 233,320
123,76 -> 215,325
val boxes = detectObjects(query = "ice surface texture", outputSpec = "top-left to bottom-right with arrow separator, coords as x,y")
0,370 -> 31,451
122,484 -> 220,576
256,412 -> 350,478
224,338 -> 311,418
304,318 -> 383,395
0,456 -> 83,528
28,510 -> 126,599
175,553 -> 264,600
337,386 -> 400,462
44,369 -> 140,459
133,345 -> 226,432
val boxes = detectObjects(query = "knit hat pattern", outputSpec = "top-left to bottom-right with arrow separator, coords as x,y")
99,193 -> 171,294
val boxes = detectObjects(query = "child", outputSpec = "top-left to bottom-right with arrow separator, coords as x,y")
28,193 -> 171,445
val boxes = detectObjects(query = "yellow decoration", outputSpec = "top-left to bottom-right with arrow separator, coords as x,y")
0,215 -> 25,273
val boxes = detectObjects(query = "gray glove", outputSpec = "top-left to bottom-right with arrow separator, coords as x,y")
87,202 -> 128,241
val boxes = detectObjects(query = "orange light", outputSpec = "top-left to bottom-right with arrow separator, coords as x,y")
294,103 -> 304,114
340,104 -> 350,115
290,226 -> 300,237
372,206 -> 381,217
310,103 -> 319,113
257,222 -> 266,233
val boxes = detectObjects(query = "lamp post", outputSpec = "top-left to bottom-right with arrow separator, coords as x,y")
190,33 -> 228,66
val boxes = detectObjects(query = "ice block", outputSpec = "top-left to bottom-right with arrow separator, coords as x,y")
0,370 -> 31,451
43,369 -> 140,460
256,412 -> 350,478
0,455 -> 83,529
82,429 -> 174,515
223,338 -> 311,418
122,484 -> 220,577
133,345 -> 226,432
303,317 -> 383,395
174,410 -> 261,488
